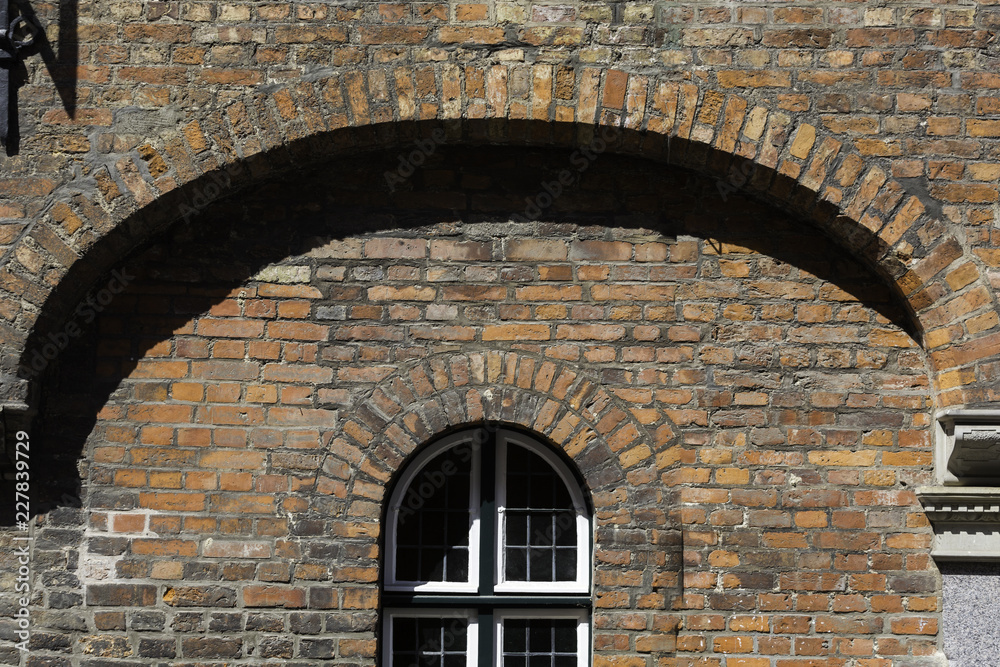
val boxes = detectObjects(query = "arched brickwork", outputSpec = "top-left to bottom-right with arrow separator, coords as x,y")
1,65 -> 994,410
22,152 -> 938,667
318,349 -> 681,501
311,349 -> 685,658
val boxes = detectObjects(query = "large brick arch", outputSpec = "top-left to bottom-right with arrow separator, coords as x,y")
1,64 -> 993,408
19,155 -> 940,666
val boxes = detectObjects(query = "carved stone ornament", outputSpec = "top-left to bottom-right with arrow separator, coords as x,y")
922,410 -> 1000,560
918,488 -> 1000,561
934,409 -> 1000,486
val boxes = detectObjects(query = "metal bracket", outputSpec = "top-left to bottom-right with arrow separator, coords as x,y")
0,0 -> 39,145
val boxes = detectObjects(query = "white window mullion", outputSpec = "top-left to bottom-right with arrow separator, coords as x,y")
495,435 -> 509,591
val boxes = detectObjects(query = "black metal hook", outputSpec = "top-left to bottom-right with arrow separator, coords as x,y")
0,2 -> 40,150
6,15 -> 38,51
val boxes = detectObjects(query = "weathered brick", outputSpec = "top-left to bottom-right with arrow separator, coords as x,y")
163,586 -> 238,607
13,15 -> 984,660
86,585 -> 157,607
243,586 -> 308,608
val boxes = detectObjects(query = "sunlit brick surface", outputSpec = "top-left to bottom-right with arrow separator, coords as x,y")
23,155 -> 939,666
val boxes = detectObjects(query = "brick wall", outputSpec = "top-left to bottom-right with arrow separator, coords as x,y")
2,0 -> 1000,408
21,153 -> 937,666
4,2 -> 1000,666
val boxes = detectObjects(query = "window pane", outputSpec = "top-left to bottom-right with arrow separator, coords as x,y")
396,448 -> 473,583
397,547 -> 419,581
502,619 -> 578,667
529,624 -> 550,652
506,547 -> 527,580
529,547 -> 553,581
445,549 -> 469,581
507,514 -> 528,546
554,549 -> 576,580
553,623 -> 576,652
504,445 -> 577,582
393,617 -> 468,667
554,514 -> 576,546
503,619 -> 527,651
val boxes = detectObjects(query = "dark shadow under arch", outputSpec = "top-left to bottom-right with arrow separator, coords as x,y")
22,118 -> 923,392
24,140 -> 921,513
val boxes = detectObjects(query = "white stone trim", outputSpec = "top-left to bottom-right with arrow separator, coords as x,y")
917,487 -> 1000,561
935,409 -> 1000,486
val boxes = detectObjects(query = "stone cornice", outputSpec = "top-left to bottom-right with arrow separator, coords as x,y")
918,487 -> 1000,561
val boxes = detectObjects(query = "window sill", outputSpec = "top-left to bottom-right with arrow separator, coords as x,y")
382,593 -> 592,608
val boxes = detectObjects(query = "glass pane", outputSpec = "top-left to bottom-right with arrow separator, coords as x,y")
397,547 -> 419,581
529,625 -> 550,652
448,512 -> 470,540
396,617 -> 418,646
445,549 -> 469,581
502,619 -> 578,667
423,555 -> 445,583
426,516 -> 446,542
506,547 -> 527,580
393,617 -> 468,667
395,446 -> 473,583
555,513 -> 575,546
507,514 -> 528,546
503,619 -> 527,651
504,444 -> 578,582
529,547 -> 553,581
419,623 -> 442,651
532,512 -> 554,547
555,549 -> 576,580
553,622 -> 576,652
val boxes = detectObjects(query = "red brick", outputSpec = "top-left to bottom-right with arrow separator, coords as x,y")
243,585 -> 307,608
197,318 -> 265,338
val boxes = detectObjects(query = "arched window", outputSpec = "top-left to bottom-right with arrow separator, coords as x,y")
383,427 -> 592,667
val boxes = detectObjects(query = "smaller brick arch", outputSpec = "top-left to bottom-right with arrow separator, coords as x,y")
315,349 -> 683,513
306,349 -> 686,659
